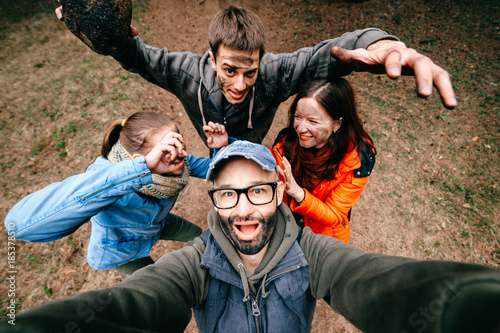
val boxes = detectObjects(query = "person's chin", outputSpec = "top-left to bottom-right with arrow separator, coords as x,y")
298,140 -> 314,149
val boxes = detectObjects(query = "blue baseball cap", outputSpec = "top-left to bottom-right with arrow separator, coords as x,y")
206,141 -> 278,182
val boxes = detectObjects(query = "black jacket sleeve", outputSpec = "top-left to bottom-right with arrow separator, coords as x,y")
0,239 -> 209,333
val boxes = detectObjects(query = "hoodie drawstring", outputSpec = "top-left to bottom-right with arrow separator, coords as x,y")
260,273 -> 269,298
238,263 -> 252,302
198,83 -> 207,127
247,86 -> 255,129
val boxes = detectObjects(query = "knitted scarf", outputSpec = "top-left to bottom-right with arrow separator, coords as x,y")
108,140 -> 191,199
289,140 -> 333,192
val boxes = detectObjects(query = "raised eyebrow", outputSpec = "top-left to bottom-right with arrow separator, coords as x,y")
222,58 -> 258,70
224,64 -> 238,71
223,64 -> 258,74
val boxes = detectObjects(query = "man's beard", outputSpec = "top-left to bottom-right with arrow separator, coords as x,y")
219,212 -> 277,255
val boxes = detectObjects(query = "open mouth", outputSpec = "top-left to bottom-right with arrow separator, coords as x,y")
233,222 -> 261,240
229,90 -> 246,100
299,135 -> 312,142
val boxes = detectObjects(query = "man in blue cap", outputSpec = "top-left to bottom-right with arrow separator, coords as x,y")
2,141 -> 499,332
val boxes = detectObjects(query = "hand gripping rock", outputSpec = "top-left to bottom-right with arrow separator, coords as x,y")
61,0 -> 132,55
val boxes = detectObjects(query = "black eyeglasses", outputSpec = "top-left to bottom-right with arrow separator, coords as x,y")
208,182 -> 278,209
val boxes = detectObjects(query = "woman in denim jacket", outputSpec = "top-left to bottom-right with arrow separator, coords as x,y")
5,111 -> 229,274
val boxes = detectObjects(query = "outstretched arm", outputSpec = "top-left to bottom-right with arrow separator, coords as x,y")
56,6 -> 139,38
330,39 -> 457,109
0,240 -> 209,332
5,157 -> 152,242
302,229 -> 500,333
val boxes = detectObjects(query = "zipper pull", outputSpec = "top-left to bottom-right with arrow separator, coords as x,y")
251,300 -> 261,317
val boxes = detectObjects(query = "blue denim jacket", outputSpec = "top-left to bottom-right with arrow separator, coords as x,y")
5,155 -> 210,270
194,230 -> 316,333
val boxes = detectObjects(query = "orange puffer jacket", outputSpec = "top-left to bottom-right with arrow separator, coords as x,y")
271,138 -> 374,244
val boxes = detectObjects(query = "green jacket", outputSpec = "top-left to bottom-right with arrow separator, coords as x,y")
2,204 -> 500,332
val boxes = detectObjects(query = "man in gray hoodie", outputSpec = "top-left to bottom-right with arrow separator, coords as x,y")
3,141 -> 499,333
55,5 -> 457,145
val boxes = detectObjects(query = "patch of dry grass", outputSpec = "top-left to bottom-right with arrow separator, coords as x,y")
0,0 -> 498,331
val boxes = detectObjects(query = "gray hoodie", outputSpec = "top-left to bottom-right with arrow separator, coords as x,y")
114,29 -> 396,145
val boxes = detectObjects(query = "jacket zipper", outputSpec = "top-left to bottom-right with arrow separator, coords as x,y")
208,96 -> 246,126
80,170 -> 150,201
249,264 -> 303,331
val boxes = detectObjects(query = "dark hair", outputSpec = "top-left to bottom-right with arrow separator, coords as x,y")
208,6 -> 266,60
281,78 -> 375,179
101,111 -> 178,157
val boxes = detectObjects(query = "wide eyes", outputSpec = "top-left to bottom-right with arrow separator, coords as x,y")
223,68 -> 256,78
245,70 -> 256,78
250,186 -> 268,196
221,190 -> 235,198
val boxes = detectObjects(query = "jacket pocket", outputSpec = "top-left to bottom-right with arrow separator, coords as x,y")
274,268 -> 310,301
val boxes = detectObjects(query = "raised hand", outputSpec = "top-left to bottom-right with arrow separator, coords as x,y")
203,121 -> 229,149
144,132 -> 187,175
54,0 -> 133,55
277,156 -> 305,204
330,40 -> 457,109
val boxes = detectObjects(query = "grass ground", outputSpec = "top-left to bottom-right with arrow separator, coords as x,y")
0,0 -> 498,331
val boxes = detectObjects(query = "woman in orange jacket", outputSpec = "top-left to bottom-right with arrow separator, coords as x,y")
271,78 -> 375,244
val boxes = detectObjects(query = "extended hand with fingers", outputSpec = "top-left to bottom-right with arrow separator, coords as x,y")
277,156 -> 305,204
330,40 -> 457,109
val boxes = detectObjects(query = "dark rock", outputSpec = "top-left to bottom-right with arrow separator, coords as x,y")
61,0 -> 132,55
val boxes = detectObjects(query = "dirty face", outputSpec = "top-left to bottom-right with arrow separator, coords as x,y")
213,158 -> 283,255
293,97 -> 342,149
210,45 -> 260,105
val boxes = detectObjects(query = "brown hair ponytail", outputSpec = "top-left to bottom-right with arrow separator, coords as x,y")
101,119 -> 123,157
100,112 -> 178,158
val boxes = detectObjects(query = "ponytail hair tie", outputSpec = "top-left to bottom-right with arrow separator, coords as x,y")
121,118 -> 127,128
